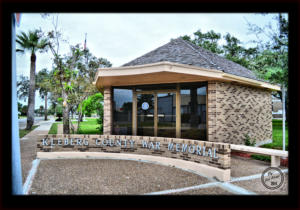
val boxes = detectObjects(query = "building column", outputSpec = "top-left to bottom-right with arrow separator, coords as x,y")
207,81 -> 218,142
103,86 -> 112,135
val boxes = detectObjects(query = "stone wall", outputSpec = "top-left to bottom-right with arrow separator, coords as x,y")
207,81 -> 272,145
103,87 -> 112,135
37,134 -> 231,170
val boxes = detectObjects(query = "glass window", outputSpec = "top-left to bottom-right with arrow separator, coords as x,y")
112,88 -> 133,135
180,82 -> 207,140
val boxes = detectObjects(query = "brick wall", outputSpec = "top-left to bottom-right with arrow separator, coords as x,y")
103,87 -> 112,135
208,81 -> 272,145
37,134 -> 231,170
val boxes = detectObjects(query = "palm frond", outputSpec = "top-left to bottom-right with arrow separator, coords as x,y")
16,49 -> 24,53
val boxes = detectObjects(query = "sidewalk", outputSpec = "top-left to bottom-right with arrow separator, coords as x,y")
20,116 -> 55,184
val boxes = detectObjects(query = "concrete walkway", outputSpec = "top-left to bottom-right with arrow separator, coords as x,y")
20,116 -> 55,184
19,116 -> 46,130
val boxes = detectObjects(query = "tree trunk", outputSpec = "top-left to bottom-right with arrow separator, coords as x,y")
44,93 -> 48,120
77,104 -> 83,133
62,89 -> 70,134
77,113 -> 82,133
26,53 -> 36,130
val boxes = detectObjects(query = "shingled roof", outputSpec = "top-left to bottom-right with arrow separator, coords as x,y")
122,38 -> 258,81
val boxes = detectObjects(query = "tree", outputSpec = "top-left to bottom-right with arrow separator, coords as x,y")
181,30 -> 257,69
246,14 -> 288,121
44,14 -> 112,134
20,105 -> 28,116
181,30 -> 223,54
79,93 -> 104,134
46,14 -> 73,133
222,33 -> 258,68
36,68 -> 51,120
17,102 -> 23,116
16,29 -> 48,130
17,75 -> 30,102
68,46 -> 111,133
39,105 -> 44,116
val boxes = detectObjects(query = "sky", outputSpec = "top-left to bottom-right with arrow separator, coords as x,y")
15,13 -> 281,109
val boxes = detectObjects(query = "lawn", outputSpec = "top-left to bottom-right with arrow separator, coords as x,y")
19,125 -> 39,138
260,119 -> 288,151
48,123 -> 58,134
251,119 -> 288,162
77,118 -> 102,135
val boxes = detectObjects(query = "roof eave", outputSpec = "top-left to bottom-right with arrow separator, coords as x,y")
95,62 -> 281,91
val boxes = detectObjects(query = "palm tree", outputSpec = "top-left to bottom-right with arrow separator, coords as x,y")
16,30 -> 48,130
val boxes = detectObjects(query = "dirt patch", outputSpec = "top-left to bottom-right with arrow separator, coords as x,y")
30,159 -> 210,195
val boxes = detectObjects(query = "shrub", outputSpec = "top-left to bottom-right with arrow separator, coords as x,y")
56,113 -> 62,121
251,154 -> 271,162
244,134 -> 256,146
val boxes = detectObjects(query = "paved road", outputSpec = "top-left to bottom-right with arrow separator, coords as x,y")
19,116 -> 52,129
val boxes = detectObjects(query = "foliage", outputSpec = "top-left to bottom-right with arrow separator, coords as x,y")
55,104 -> 63,121
36,69 -> 51,98
260,119 -> 288,151
16,29 -> 49,130
79,93 -> 104,133
17,75 -> 30,102
244,134 -> 256,146
247,14 -> 289,122
192,30 -> 224,54
251,154 -> 271,162
246,14 -> 288,88
181,14 -> 288,90
18,102 -> 23,115
181,30 -> 258,70
16,29 -> 48,54
20,105 -> 28,116
80,93 -> 103,116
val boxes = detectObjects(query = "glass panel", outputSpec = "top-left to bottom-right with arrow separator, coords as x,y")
112,88 -> 132,135
180,84 -> 207,140
157,93 -> 176,138
137,94 -> 154,136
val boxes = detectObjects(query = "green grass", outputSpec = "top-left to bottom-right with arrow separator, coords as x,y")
77,118 -> 102,135
260,119 -> 288,151
48,123 -> 58,134
251,154 -> 271,162
19,125 -> 39,138
18,115 -> 27,119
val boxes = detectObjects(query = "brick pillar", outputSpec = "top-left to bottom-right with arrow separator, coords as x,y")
207,81 -> 218,142
103,87 -> 112,135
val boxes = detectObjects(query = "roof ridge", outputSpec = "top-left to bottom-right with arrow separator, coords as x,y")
122,39 -> 176,67
178,38 -> 219,69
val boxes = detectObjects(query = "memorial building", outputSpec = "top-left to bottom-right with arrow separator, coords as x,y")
94,38 -> 280,146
